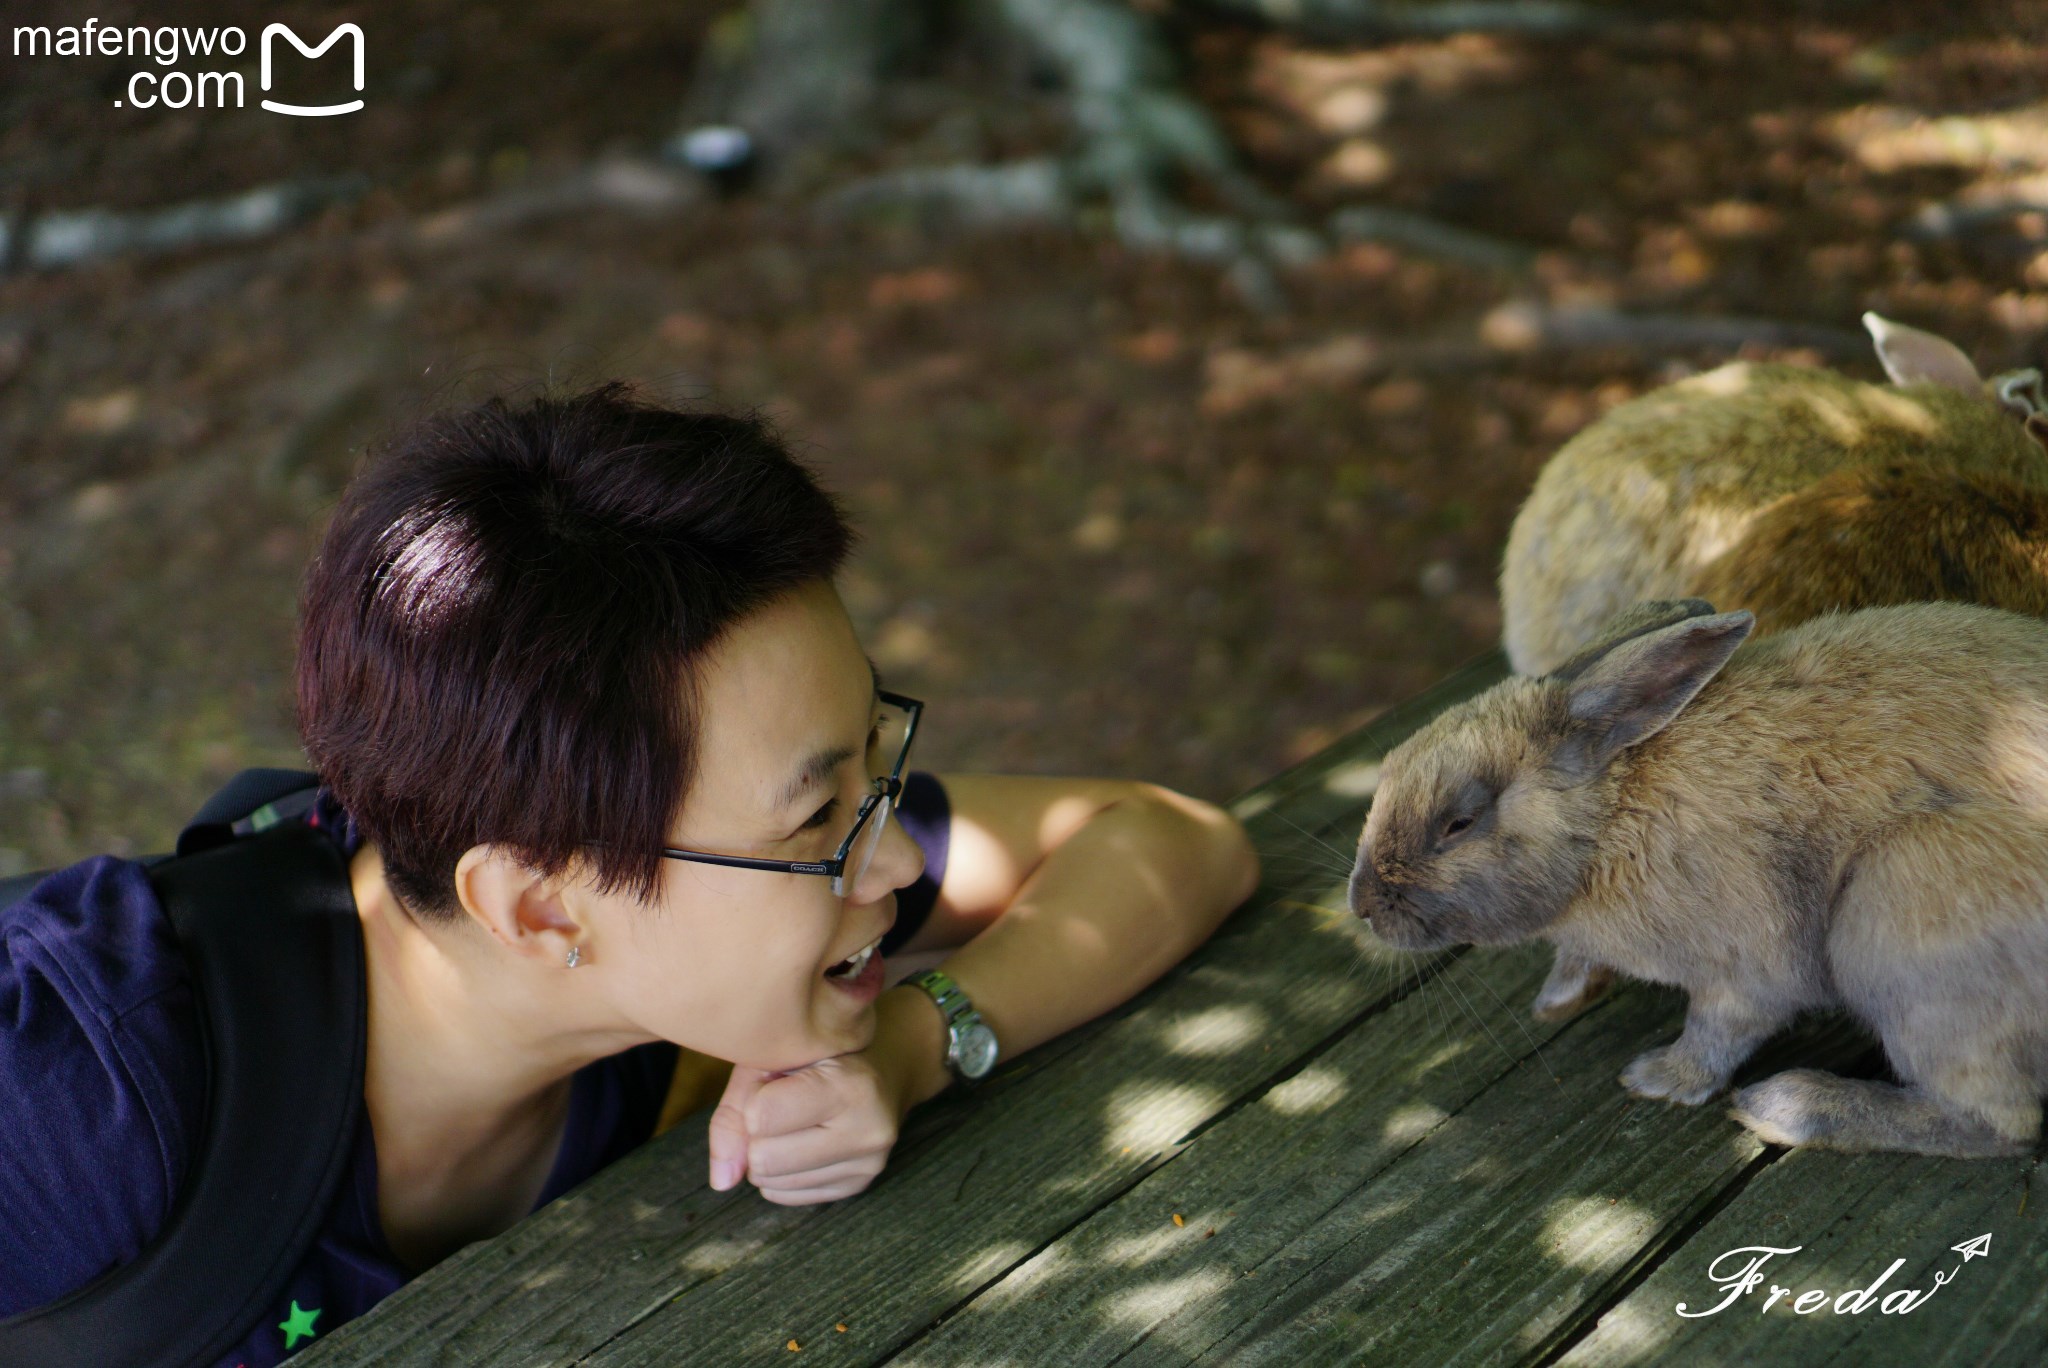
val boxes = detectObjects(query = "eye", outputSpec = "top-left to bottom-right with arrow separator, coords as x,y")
1440,813 -> 1474,841
800,798 -> 839,832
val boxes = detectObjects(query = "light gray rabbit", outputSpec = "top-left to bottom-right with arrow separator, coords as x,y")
1501,315 -> 2048,675
1350,597 -> 2048,1158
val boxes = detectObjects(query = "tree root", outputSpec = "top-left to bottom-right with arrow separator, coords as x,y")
1478,300 -> 1869,360
1904,174 -> 2048,241
1328,205 -> 1537,274
679,0 -> 1598,308
2,177 -> 367,274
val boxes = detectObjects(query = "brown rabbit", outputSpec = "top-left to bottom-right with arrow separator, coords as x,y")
1692,461 -> 2048,636
1350,597 -> 2048,1158
1501,315 -> 2048,675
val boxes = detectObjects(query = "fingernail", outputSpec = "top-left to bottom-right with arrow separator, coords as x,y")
711,1159 -> 740,1191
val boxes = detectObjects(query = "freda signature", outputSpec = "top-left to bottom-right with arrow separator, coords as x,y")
1677,1233 -> 1991,1318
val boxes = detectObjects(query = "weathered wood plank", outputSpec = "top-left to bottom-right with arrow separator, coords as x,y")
297,655 -> 1512,1366
887,943 -> 1574,1366
571,908 -> 1432,1364
1554,1145 -> 2046,1366
1101,1000 -> 1873,1368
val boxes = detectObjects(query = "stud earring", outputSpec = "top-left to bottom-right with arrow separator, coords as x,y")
566,944 -> 583,969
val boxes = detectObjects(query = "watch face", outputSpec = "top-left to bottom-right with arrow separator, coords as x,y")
956,1022 -> 999,1078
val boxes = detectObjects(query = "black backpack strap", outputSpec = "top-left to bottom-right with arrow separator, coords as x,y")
175,767 -> 323,856
0,769 -> 322,908
0,820 -> 367,1368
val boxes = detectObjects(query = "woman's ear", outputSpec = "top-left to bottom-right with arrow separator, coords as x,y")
452,845 -> 583,963
1553,611 -> 1754,779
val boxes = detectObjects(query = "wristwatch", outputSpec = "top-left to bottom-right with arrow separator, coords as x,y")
904,969 -> 1000,1083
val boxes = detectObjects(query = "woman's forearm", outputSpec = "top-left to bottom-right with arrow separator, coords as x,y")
870,788 -> 1259,1115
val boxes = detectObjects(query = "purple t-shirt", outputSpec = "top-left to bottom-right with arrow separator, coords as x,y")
0,771 -> 950,1364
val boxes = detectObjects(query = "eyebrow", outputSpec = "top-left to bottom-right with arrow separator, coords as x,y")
771,659 -> 883,813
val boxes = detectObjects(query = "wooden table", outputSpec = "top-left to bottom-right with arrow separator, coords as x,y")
300,652 -> 2048,1367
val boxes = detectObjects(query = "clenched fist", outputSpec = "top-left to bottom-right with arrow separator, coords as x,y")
706,1053 -> 903,1205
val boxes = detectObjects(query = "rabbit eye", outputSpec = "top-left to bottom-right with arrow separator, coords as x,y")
1441,814 -> 1474,839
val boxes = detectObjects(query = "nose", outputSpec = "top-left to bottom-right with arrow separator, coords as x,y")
849,801 -> 926,906
1346,853 -> 1382,921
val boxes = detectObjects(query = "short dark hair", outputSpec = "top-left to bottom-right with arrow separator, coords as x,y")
294,383 -> 854,920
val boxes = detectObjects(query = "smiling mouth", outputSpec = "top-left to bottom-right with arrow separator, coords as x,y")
824,934 -> 884,980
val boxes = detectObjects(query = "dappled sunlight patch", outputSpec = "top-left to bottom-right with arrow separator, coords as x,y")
1685,364 -> 1756,398
1794,390 -> 1868,446
1323,759 -> 1381,798
1163,1003 -> 1270,1057
1099,1215 -> 1219,1267
1831,102 -> 2048,173
1200,335 -> 1383,417
1409,1037 -> 1480,1080
1861,387 -> 1939,435
1231,790 -> 1277,820
679,1236 -> 772,1275
1248,34 -> 1527,127
1539,1195 -> 1661,1272
1380,1101 -> 1449,1145
1103,1269 -> 1237,1327
1348,1187 -> 1420,1228
962,1243 -> 1072,1313
946,1240 -> 1037,1292
1263,1063 -> 1349,1116
1452,1152 -> 1509,1187
1533,1298 -> 1674,1361
1264,885 -> 1350,923
1103,1080 -> 1227,1153
1985,696 -> 2048,811
1681,503 -> 1759,570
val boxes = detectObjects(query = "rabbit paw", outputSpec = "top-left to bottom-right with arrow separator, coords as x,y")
1531,960 -> 1615,1023
1620,1046 -> 1725,1105
1727,1071 -> 1831,1147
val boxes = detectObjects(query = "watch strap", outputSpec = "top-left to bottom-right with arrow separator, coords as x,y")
905,968 -> 995,1082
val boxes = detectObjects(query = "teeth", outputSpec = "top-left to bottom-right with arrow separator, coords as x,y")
828,936 -> 883,979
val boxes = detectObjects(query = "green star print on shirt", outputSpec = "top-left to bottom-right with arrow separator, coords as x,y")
279,1300 -> 321,1349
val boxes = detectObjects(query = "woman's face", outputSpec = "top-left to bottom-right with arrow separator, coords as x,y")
581,578 -> 926,1072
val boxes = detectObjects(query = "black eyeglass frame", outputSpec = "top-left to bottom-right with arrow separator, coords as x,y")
655,689 -> 924,893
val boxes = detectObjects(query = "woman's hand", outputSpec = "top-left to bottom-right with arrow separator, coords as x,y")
705,1052 -> 905,1205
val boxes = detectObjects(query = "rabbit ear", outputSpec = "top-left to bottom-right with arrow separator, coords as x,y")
1554,611 -> 1755,778
1863,312 -> 1983,394
1547,599 -> 1718,683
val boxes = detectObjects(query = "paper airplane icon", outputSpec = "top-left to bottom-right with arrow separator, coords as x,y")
1952,1233 -> 1992,1263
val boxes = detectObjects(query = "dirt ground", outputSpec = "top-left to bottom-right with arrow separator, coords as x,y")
2,0 -> 2045,872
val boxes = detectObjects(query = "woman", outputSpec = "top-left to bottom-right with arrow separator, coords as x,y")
0,384 -> 1259,1364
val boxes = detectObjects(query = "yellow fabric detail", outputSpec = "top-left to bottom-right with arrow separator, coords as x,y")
654,1047 -> 734,1137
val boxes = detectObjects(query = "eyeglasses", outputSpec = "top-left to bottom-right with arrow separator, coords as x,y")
657,690 -> 924,897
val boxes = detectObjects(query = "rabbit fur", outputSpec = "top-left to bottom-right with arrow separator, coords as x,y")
1690,462 -> 2048,636
1350,597 -> 2048,1158
1501,315 -> 2048,676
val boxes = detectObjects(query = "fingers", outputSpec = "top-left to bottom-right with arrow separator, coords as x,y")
723,1060 -> 900,1203
752,1158 -> 887,1206
741,1064 -> 843,1137
706,1064 -> 772,1191
745,1115 -> 894,1181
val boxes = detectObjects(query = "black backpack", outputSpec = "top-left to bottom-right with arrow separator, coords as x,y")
0,769 -> 367,1368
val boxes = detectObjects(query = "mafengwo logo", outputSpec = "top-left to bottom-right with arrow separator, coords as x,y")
10,19 -> 364,116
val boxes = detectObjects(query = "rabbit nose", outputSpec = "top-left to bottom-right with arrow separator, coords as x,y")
1347,857 -> 1383,921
